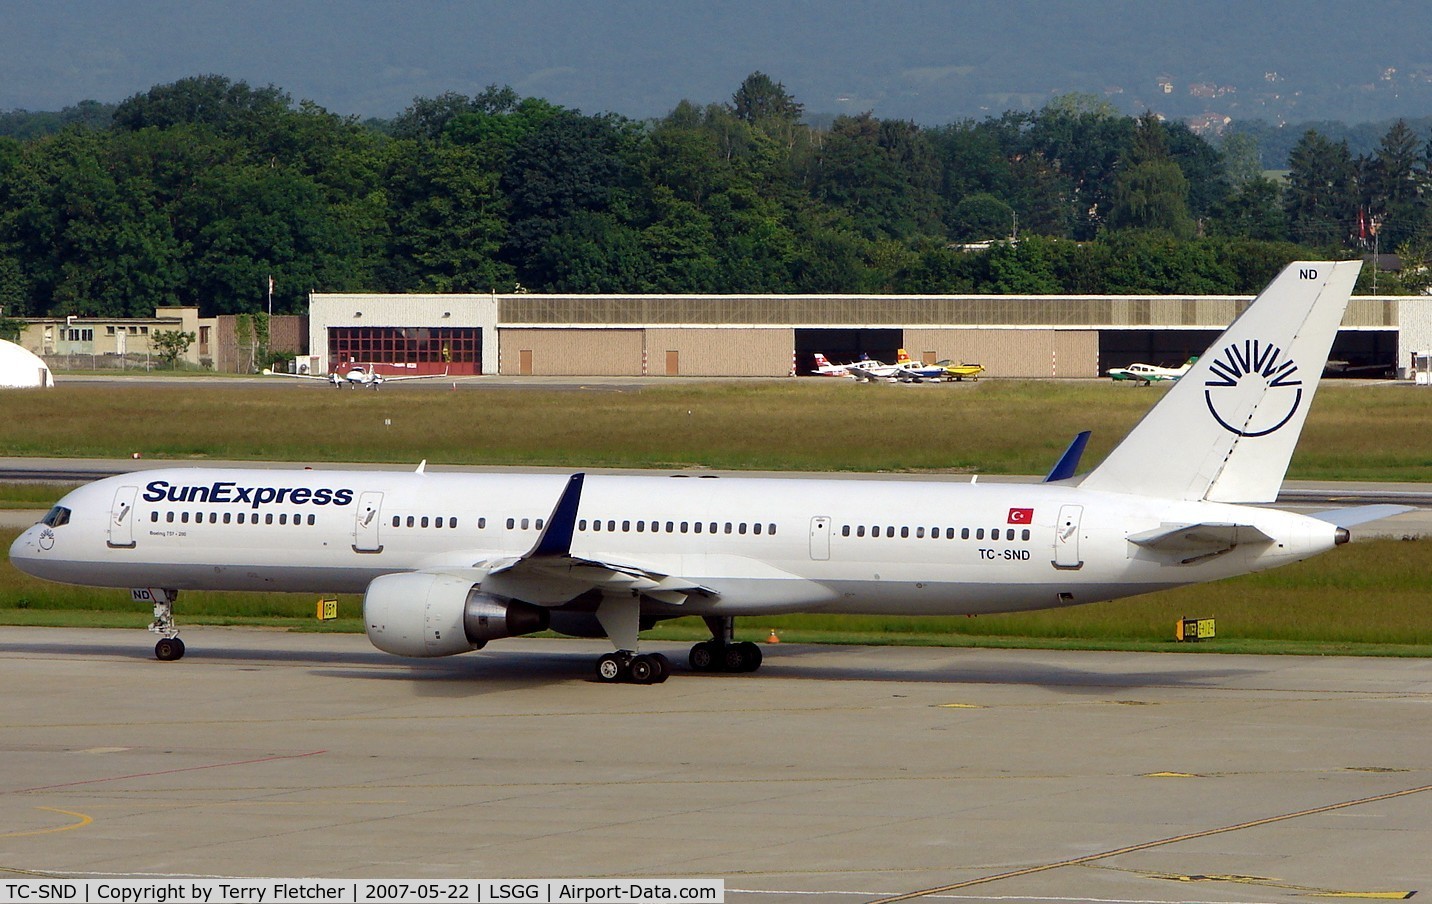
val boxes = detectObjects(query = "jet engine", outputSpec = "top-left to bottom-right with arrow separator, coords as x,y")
364,572 -> 549,657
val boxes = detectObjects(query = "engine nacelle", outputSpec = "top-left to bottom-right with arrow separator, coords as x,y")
364,572 -> 549,657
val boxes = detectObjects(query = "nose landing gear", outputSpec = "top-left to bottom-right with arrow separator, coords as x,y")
142,588 -> 185,661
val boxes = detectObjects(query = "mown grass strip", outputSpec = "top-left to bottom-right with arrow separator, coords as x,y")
3,381 -> 1431,480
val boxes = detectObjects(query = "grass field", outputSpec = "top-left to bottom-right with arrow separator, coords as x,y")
2,379 -> 1428,655
2,379 -> 1431,479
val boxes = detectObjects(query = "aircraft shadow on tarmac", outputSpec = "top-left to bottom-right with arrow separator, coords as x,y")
0,636 -> 1261,695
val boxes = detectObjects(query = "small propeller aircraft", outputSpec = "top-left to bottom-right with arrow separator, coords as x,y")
1107,357 -> 1196,385
937,361 -> 985,381
263,362 -> 449,389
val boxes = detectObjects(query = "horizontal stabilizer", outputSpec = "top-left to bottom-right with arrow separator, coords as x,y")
1044,431 -> 1091,482
1127,522 -> 1274,564
1309,504 -> 1415,528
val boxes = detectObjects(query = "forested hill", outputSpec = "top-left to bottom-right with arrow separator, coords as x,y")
2,74 -> 1429,320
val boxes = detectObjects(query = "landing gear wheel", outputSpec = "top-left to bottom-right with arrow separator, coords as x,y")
689,641 -> 718,672
155,637 -> 185,661
629,655 -> 656,684
596,652 -> 630,683
648,652 -> 670,683
721,643 -> 747,672
736,641 -> 762,672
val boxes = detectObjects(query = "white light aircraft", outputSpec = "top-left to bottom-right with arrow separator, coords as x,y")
811,353 -> 853,377
842,352 -> 932,382
11,262 -> 1406,683
263,362 -> 449,389
1107,357 -> 1197,385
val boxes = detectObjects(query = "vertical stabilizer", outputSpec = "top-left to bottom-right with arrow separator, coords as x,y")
1080,261 -> 1361,503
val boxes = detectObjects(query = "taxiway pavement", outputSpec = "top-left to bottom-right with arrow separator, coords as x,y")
1,628 -> 1428,901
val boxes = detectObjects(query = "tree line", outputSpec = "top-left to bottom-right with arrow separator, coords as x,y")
3,73 -> 1431,319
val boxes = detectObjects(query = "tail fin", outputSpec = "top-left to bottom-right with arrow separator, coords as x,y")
897,348 -> 913,363
1080,261 -> 1361,503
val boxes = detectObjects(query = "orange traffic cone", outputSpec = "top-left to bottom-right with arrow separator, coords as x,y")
766,629 -> 780,644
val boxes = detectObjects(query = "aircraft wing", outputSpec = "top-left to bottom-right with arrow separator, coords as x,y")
454,473 -> 717,606
261,368 -> 333,381
380,367 -> 450,382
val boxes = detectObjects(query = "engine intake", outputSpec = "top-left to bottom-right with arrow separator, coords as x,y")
364,572 -> 549,657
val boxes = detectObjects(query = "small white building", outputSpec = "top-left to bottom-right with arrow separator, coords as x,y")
0,338 -> 54,387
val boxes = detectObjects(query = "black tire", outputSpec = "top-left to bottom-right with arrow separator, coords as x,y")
737,641 -> 762,672
649,652 -> 670,683
689,641 -> 717,672
629,655 -> 655,684
721,644 -> 746,672
155,637 -> 185,661
596,653 -> 627,683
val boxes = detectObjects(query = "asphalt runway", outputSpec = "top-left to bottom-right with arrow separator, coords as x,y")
1,628 -> 1429,901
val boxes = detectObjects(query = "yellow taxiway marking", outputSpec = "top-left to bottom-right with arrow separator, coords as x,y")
1144,771 -> 1201,777
0,808 -> 93,839
869,781 -> 1432,902
934,703 -> 985,709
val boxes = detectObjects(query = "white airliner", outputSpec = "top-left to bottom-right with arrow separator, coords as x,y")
10,262 -> 1404,683
263,362 -> 449,389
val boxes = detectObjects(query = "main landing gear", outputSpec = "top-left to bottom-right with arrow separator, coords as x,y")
590,595 -> 765,683
687,615 -> 762,674
145,588 -> 186,661
595,650 -> 671,684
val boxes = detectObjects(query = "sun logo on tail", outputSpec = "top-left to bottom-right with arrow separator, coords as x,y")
1203,339 -> 1303,437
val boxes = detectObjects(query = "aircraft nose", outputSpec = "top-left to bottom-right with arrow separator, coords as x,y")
9,525 -> 39,573
8,522 -> 57,579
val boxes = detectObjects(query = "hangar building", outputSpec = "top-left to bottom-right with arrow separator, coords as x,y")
306,291 -> 1427,379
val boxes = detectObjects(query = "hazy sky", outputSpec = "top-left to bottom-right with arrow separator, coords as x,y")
3,1 -> 1429,123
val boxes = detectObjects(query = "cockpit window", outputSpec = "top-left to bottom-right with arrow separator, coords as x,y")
41,505 -> 71,527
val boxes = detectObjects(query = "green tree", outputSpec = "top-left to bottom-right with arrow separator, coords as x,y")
1105,114 -> 1196,238
808,113 -> 941,240
501,110 -> 643,288
947,193 -> 1015,242
1365,119 -> 1424,247
112,75 -> 291,136
1284,130 -> 1358,249
1207,176 -> 1289,241
1219,132 -> 1263,187
731,72 -> 803,127
151,329 -> 195,368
